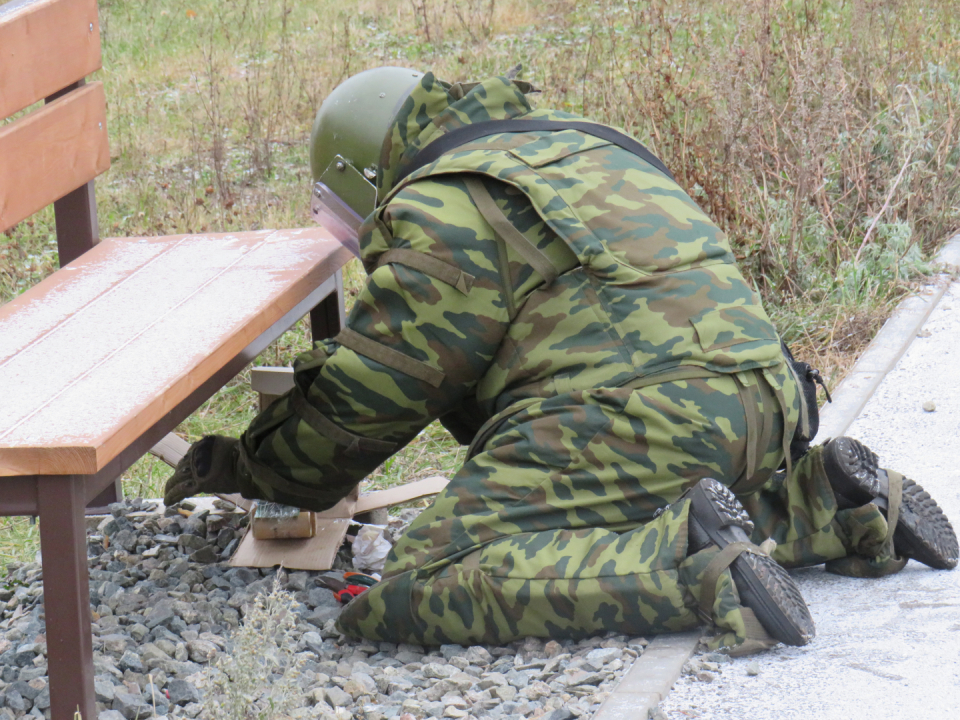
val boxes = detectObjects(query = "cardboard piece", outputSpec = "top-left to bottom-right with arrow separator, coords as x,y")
230,477 -> 449,571
229,518 -> 353,572
216,493 -> 254,513
355,475 -> 449,514
230,486 -> 359,571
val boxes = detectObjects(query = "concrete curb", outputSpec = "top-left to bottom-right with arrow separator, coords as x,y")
594,232 -> 960,720
593,632 -> 700,720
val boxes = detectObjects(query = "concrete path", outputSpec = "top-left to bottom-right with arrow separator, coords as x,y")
659,250 -> 960,719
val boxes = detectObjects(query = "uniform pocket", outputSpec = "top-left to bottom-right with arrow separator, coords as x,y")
691,305 -> 783,369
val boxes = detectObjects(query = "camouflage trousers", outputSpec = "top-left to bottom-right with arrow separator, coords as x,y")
337,368 -> 891,647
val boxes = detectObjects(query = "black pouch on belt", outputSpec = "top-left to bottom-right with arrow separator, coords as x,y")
782,341 -> 832,462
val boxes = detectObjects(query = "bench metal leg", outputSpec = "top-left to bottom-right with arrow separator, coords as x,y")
310,267 -> 345,343
38,475 -> 95,720
53,180 -> 100,267
85,476 -> 122,514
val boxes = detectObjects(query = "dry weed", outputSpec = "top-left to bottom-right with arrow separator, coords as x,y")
187,576 -> 307,720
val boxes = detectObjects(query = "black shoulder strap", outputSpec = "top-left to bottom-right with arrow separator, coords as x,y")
394,119 -> 675,185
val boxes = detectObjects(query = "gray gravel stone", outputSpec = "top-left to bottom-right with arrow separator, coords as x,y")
325,685 -> 353,708
33,687 -> 50,711
119,649 -> 145,673
0,498 -> 650,720
2,690 -> 27,713
95,677 -> 117,703
585,647 -> 620,665
189,546 -> 218,564
144,603 -> 175,630
186,639 -> 218,663
9,679 -> 40,702
113,691 -> 154,719
166,678 -> 201,706
14,643 -> 39,666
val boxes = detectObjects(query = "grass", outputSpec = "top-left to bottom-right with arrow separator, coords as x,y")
3,0 -> 960,570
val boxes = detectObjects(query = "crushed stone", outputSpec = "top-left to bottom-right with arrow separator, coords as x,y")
0,499 -> 648,719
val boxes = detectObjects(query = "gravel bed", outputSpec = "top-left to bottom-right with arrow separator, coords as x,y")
0,499 -> 650,720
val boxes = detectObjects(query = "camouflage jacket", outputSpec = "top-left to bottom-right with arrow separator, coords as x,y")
238,73 -> 785,510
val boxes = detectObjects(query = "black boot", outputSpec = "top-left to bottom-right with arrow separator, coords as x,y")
687,478 -> 815,647
823,437 -> 958,570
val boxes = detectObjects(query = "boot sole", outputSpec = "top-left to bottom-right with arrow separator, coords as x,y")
689,479 -> 815,647
823,436 -> 881,505
824,438 -> 958,570
895,476 -> 959,570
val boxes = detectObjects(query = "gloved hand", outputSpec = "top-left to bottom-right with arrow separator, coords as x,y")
163,435 -> 244,506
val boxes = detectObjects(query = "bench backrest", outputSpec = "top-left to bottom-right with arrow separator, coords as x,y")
0,0 -> 108,265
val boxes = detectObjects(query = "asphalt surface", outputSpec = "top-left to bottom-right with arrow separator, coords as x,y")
659,275 -> 960,719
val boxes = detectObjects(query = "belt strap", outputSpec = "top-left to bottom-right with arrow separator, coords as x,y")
883,470 -> 903,550
337,327 -> 445,388
698,541 -> 757,622
377,248 -> 476,295
622,366 -> 722,390
697,540 -> 778,653
396,119 -> 675,184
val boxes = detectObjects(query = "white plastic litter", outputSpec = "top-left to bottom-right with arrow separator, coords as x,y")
352,524 -> 392,573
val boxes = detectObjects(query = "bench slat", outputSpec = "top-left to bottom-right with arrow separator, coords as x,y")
0,81 -> 109,233
0,229 -> 351,476
0,0 -> 102,120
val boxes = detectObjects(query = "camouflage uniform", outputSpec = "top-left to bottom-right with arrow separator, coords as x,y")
237,74 -> 891,647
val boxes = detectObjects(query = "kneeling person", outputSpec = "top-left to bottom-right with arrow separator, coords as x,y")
165,67 -> 957,653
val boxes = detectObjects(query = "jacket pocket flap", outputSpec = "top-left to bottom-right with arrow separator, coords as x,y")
693,305 -> 779,352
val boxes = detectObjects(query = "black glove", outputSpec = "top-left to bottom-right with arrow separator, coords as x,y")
163,435 -> 244,506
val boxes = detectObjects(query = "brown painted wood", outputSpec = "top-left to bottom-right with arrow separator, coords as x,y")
0,81 -> 109,233
0,228 -> 351,476
46,81 -> 102,266
0,0 -> 102,120
37,475 -> 96,720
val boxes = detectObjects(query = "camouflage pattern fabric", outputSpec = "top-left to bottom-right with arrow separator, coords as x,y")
337,373 -> 790,647
744,445 -> 907,577
234,72 -> 892,649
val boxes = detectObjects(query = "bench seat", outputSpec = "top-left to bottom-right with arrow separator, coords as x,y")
0,228 -> 348,478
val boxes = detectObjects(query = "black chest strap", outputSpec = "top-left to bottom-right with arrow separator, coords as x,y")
394,119 -> 675,185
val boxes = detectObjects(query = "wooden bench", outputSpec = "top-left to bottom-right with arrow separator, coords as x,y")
0,1 -> 352,717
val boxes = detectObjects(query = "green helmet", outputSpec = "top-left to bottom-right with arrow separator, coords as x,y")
309,67 -> 424,256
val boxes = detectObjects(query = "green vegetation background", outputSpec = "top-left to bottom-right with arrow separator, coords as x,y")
2,0 -> 959,567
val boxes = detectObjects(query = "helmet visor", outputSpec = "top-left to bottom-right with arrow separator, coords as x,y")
310,181 -> 363,259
